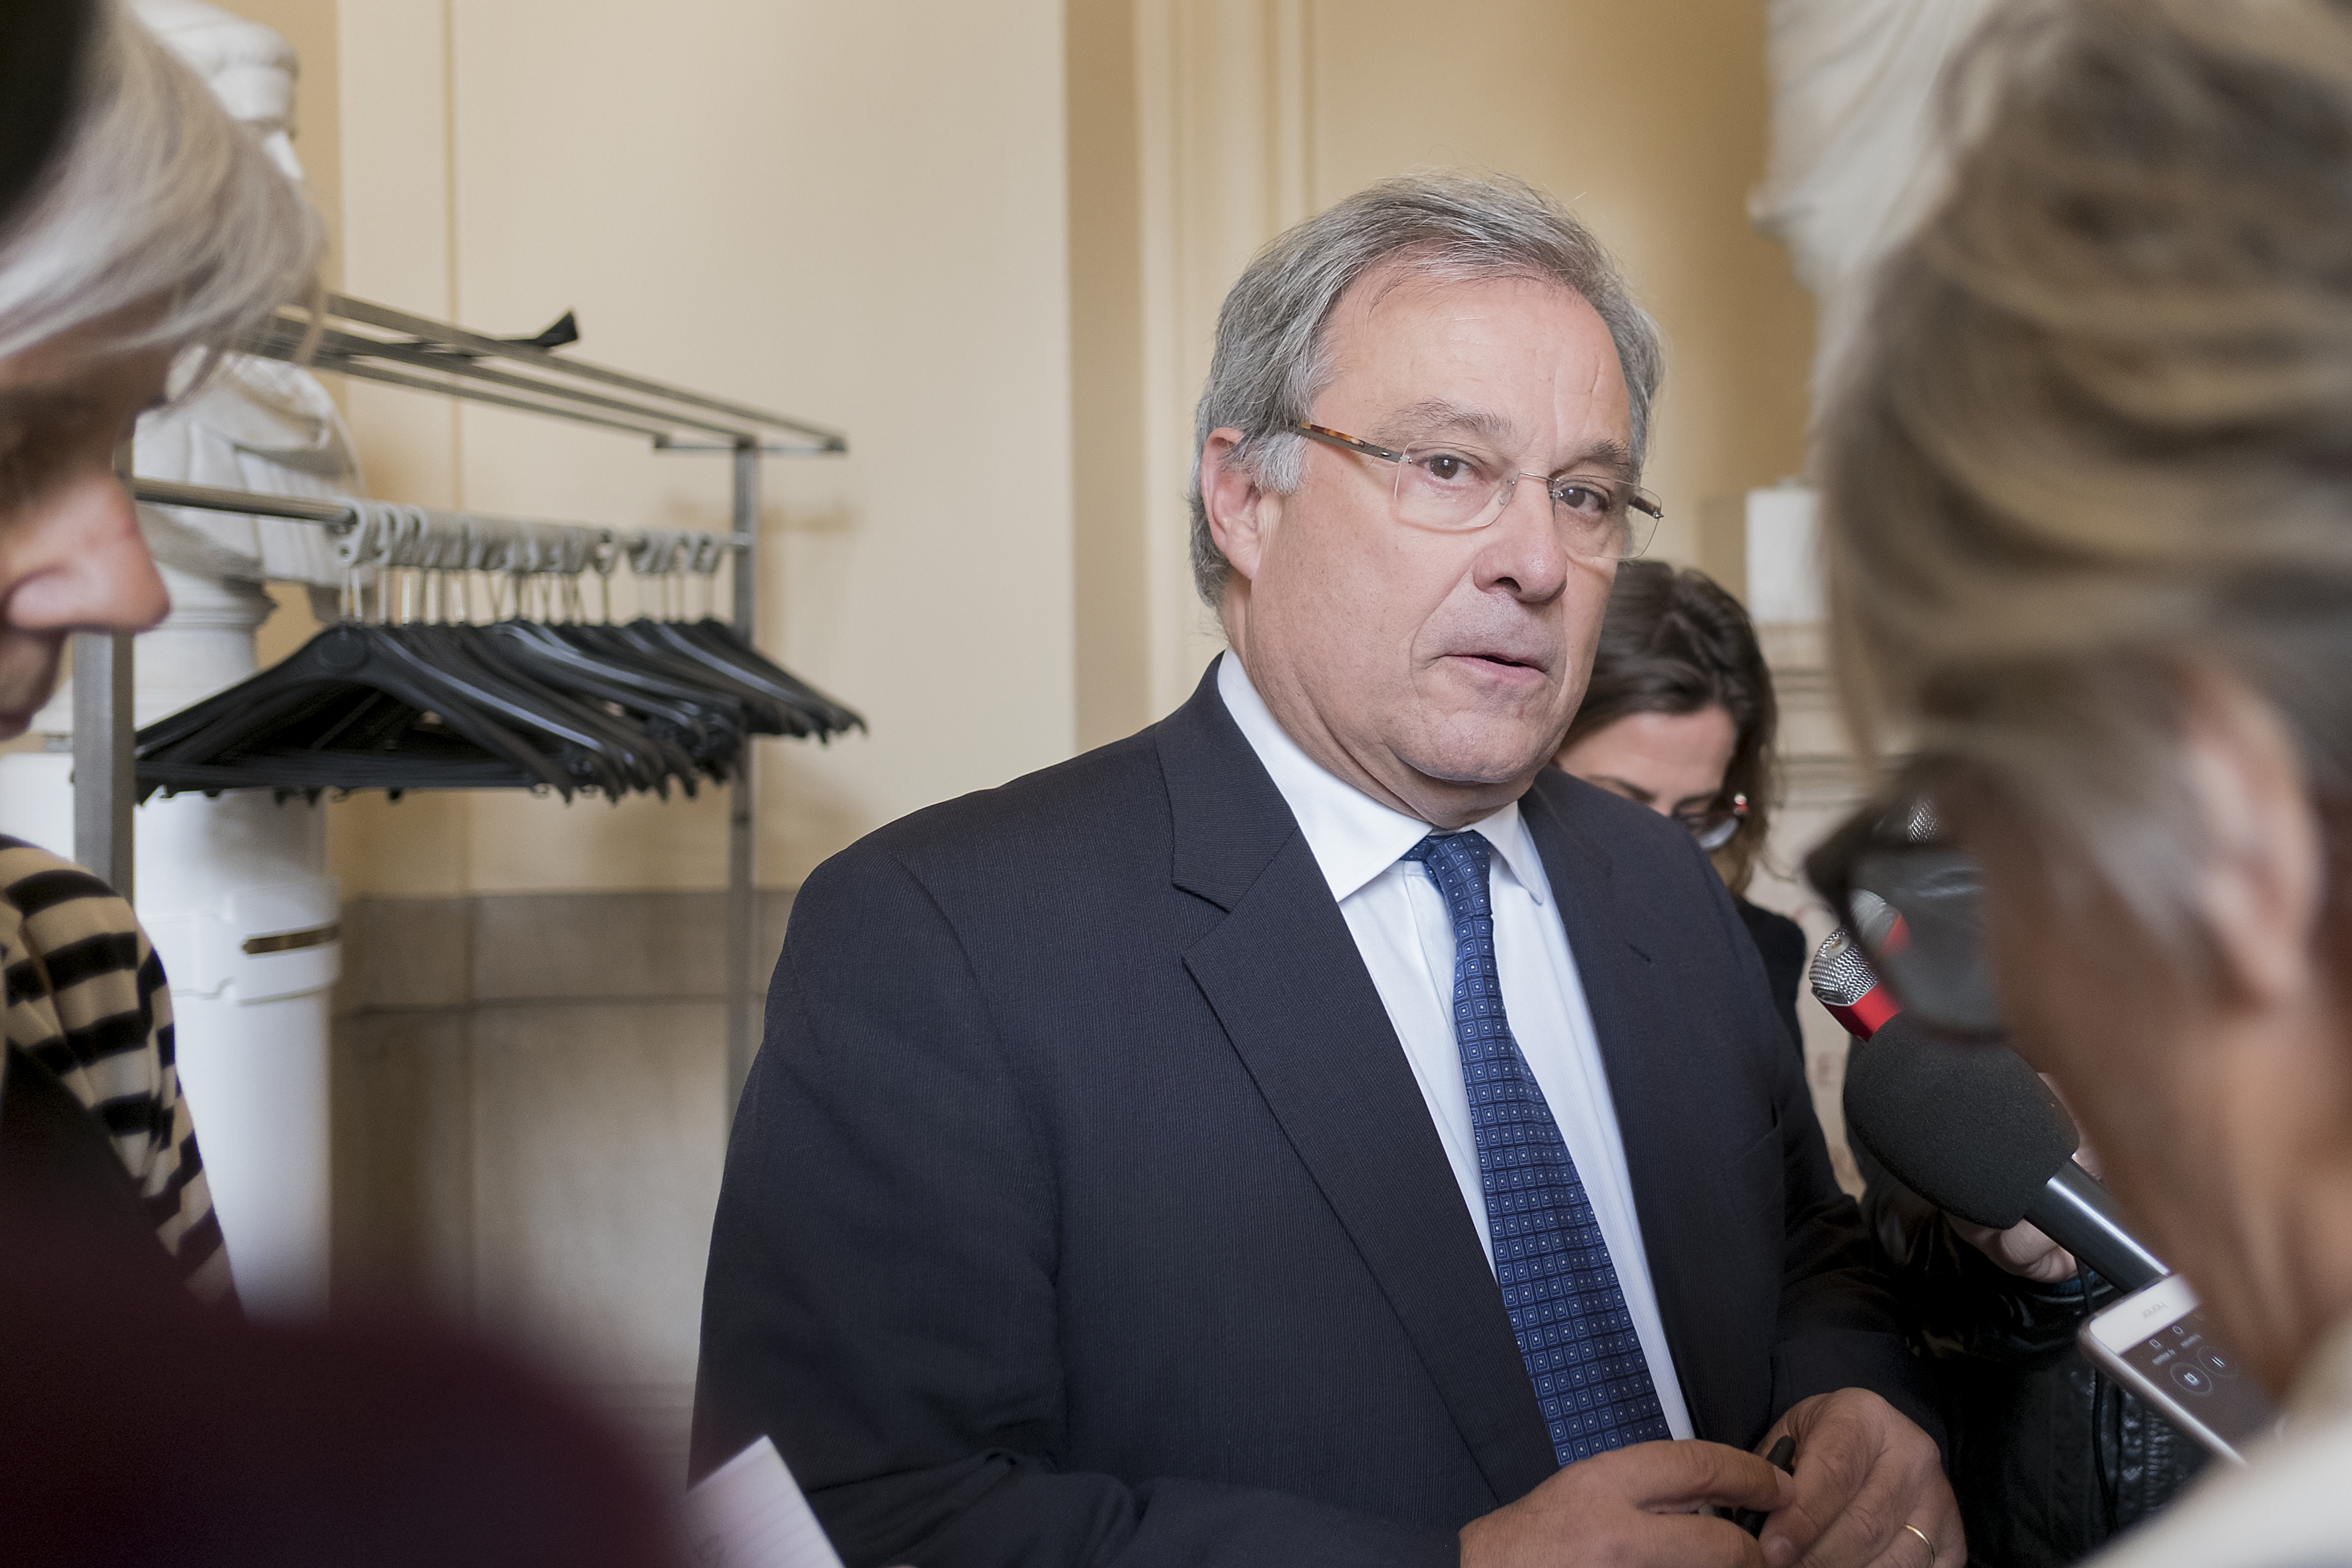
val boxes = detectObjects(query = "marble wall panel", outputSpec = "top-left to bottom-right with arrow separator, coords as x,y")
465,999 -> 730,1387
473,892 -> 729,1002
331,1007 -> 475,1310
338,894 -> 475,1013
331,888 -> 795,1489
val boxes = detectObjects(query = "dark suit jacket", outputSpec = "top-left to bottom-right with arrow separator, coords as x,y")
1736,896 -> 1810,1067
692,660 -> 1932,1568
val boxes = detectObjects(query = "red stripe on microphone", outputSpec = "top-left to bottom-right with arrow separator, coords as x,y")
1825,987 -> 1900,1040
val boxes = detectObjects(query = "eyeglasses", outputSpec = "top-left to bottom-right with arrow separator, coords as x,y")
1803,760 -> 2005,1040
1677,792 -> 1748,852
1293,422 -> 1663,562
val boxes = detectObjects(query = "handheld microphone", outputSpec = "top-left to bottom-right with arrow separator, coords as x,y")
1809,927 -> 1899,1039
1842,1012 -> 2169,1292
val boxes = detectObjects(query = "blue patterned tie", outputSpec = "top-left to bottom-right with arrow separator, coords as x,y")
1403,831 -> 1670,1468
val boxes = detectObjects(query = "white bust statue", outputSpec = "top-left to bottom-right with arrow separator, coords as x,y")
127,0 -> 354,601
130,0 -> 303,179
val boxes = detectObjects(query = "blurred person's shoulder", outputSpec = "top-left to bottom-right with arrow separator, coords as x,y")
0,835 -> 134,955
0,833 -> 152,1023
0,837 -> 154,1050
2075,1416 -> 2352,1567
2084,1318 -> 2352,1568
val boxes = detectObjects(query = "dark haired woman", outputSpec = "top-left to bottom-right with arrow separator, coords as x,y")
1555,561 -> 1807,1058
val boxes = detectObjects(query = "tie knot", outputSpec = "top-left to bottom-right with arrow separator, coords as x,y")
1403,831 -> 1494,925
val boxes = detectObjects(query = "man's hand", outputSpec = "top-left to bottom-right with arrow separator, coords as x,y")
1752,1389 -> 1958,1568
1458,1439 -> 1795,1568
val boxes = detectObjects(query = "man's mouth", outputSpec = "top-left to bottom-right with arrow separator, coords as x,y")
1460,652 -> 1540,671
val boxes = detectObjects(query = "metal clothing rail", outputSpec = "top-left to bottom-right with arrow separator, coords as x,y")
239,294 -> 848,457
83,293 -> 845,1109
131,478 -> 757,561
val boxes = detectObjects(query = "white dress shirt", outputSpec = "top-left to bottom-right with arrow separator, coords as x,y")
1218,654 -> 1694,1439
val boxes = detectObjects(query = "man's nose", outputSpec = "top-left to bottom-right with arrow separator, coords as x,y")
1476,474 -> 1570,600
6,470 -> 171,634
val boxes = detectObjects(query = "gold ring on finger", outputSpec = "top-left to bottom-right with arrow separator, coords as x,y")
1902,1523 -> 1935,1564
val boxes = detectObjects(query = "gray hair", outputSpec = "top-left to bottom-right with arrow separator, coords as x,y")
1187,171 -> 1664,607
1818,0 -> 2352,965
0,0 -> 320,363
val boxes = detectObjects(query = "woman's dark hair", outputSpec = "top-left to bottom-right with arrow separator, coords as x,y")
1562,561 -> 1778,894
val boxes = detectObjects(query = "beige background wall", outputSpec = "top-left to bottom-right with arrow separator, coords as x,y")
244,0 -> 1811,893
1314,3 -> 1817,581
1069,0 -> 1814,743
247,0 -> 1075,899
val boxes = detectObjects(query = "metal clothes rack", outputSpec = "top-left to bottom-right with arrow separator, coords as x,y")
82,293 -> 846,1106
129,477 -> 757,561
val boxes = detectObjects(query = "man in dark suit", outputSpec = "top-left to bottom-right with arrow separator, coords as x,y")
693,172 -> 1959,1568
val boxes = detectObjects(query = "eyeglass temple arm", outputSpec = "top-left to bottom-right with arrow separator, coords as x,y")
1292,419 -> 1664,519
1293,422 -> 1407,462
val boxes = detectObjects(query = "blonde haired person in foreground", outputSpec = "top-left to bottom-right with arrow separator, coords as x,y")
1815,0 -> 2352,1562
0,8 -> 691,1564
0,0 -> 318,1294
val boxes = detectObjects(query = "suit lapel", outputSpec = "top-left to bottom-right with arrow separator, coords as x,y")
1517,778 -> 1746,1440
1158,662 -> 1558,1507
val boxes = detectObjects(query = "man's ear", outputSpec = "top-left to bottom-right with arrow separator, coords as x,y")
2179,664 -> 2323,1009
1201,427 -> 1276,584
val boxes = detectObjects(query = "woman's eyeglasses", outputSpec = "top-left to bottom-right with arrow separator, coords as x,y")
1677,792 -> 1747,852
1804,763 -> 2006,1040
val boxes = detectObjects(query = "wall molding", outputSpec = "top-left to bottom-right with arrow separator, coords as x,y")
1132,0 -> 1317,717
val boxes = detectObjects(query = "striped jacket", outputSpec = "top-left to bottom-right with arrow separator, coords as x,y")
0,836 -> 232,1303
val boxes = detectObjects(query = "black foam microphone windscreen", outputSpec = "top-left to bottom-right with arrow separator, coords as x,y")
1842,1012 -> 2080,1230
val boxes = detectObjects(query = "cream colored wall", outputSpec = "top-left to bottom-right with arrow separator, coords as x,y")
1312,1 -> 1815,575
289,0 -> 1073,898
240,0 -> 1807,893
1067,0 -> 1153,748
1070,0 -> 1815,738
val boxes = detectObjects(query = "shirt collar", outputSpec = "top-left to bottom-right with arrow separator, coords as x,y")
1216,652 -> 1551,907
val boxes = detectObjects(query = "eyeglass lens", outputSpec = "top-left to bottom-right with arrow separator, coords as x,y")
1689,815 -> 1741,852
1391,446 -> 1658,561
